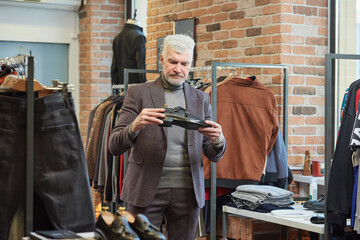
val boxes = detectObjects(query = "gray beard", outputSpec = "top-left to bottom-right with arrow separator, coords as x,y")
167,77 -> 186,86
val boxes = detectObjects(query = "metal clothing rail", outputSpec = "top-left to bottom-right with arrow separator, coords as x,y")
26,55 -> 35,236
209,62 -> 288,240
324,53 -> 360,240
113,69 -> 159,95
123,69 -> 159,97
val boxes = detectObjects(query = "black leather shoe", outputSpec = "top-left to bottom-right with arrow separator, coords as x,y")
119,210 -> 165,240
110,216 -> 140,240
95,212 -> 113,240
130,214 -> 166,240
310,213 -> 325,224
303,195 -> 325,212
159,106 -> 211,130
95,212 -> 140,240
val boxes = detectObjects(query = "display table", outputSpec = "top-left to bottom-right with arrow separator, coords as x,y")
222,205 -> 324,240
29,231 -> 96,240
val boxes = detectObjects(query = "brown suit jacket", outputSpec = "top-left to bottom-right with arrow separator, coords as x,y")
108,77 -> 226,208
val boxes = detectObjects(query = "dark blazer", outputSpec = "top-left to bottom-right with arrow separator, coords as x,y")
108,77 -> 226,208
110,23 -> 146,85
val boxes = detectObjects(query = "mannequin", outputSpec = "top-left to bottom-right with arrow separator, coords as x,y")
111,10 -> 146,85
126,18 -> 141,27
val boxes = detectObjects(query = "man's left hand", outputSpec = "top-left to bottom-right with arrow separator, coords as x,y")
198,120 -> 224,145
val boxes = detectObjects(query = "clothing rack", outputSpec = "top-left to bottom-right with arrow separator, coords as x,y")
0,54 -> 29,69
1,54 -> 35,235
107,69 -> 159,213
112,69 -> 159,96
121,64 -> 288,239
209,62 -> 288,240
0,54 -> 29,91
324,53 -> 360,240
1,56 -> 73,236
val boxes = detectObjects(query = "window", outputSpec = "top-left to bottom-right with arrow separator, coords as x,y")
0,41 -> 69,87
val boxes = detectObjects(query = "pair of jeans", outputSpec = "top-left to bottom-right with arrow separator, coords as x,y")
0,92 -> 95,240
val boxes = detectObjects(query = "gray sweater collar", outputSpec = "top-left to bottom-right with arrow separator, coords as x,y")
161,72 -> 184,90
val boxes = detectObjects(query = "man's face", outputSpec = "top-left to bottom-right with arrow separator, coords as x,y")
160,47 -> 192,86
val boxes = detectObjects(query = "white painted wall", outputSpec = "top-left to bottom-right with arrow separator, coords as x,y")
0,4 -> 80,116
135,0 -> 147,36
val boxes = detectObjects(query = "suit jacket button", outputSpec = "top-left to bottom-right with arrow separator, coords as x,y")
159,163 -> 163,167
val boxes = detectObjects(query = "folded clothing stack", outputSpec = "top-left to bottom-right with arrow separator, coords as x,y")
231,185 -> 294,210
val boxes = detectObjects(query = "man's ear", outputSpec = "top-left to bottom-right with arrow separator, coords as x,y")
160,54 -> 164,65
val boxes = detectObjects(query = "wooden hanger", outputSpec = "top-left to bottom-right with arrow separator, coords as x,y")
0,74 -> 44,92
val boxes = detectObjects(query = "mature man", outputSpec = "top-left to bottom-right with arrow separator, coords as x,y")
108,34 -> 226,240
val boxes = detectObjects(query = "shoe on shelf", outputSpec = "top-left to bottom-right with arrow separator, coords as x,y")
118,208 -> 166,240
95,209 -> 139,240
303,195 -> 325,213
159,106 -> 211,130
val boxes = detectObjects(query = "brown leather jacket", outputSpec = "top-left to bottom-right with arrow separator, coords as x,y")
203,76 -> 279,188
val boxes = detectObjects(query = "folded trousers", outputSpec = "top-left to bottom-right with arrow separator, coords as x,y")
0,92 -> 95,240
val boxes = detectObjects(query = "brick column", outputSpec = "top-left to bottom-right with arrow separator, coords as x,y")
78,0 -> 125,144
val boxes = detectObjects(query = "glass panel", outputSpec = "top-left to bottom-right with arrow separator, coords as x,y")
334,1 -> 360,140
0,41 -> 69,87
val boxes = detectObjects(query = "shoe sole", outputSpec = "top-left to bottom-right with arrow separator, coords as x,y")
95,228 -> 107,240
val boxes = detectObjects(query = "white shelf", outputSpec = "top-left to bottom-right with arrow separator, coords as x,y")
293,174 -> 324,186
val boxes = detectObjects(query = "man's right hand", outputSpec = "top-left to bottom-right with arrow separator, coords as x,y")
131,108 -> 165,132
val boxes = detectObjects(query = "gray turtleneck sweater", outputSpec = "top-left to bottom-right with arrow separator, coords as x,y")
157,74 -> 193,189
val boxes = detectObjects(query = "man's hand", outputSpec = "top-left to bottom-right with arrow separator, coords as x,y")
198,120 -> 224,145
131,108 -> 165,132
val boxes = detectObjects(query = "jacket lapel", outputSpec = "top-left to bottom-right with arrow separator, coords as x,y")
184,83 -> 196,147
149,77 -> 167,137
149,77 -> 166,108
184,83 -> 196,115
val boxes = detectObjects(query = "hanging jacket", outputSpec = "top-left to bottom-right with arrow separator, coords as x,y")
203,76 -> 279,188
110,23 -> 146,85
263,126 -> 289,189
327,79 -> 360,227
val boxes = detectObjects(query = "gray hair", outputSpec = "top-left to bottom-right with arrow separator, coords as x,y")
162,34 -> 195,56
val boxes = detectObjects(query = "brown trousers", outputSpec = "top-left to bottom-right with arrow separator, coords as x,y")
127,188 -> 200,240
